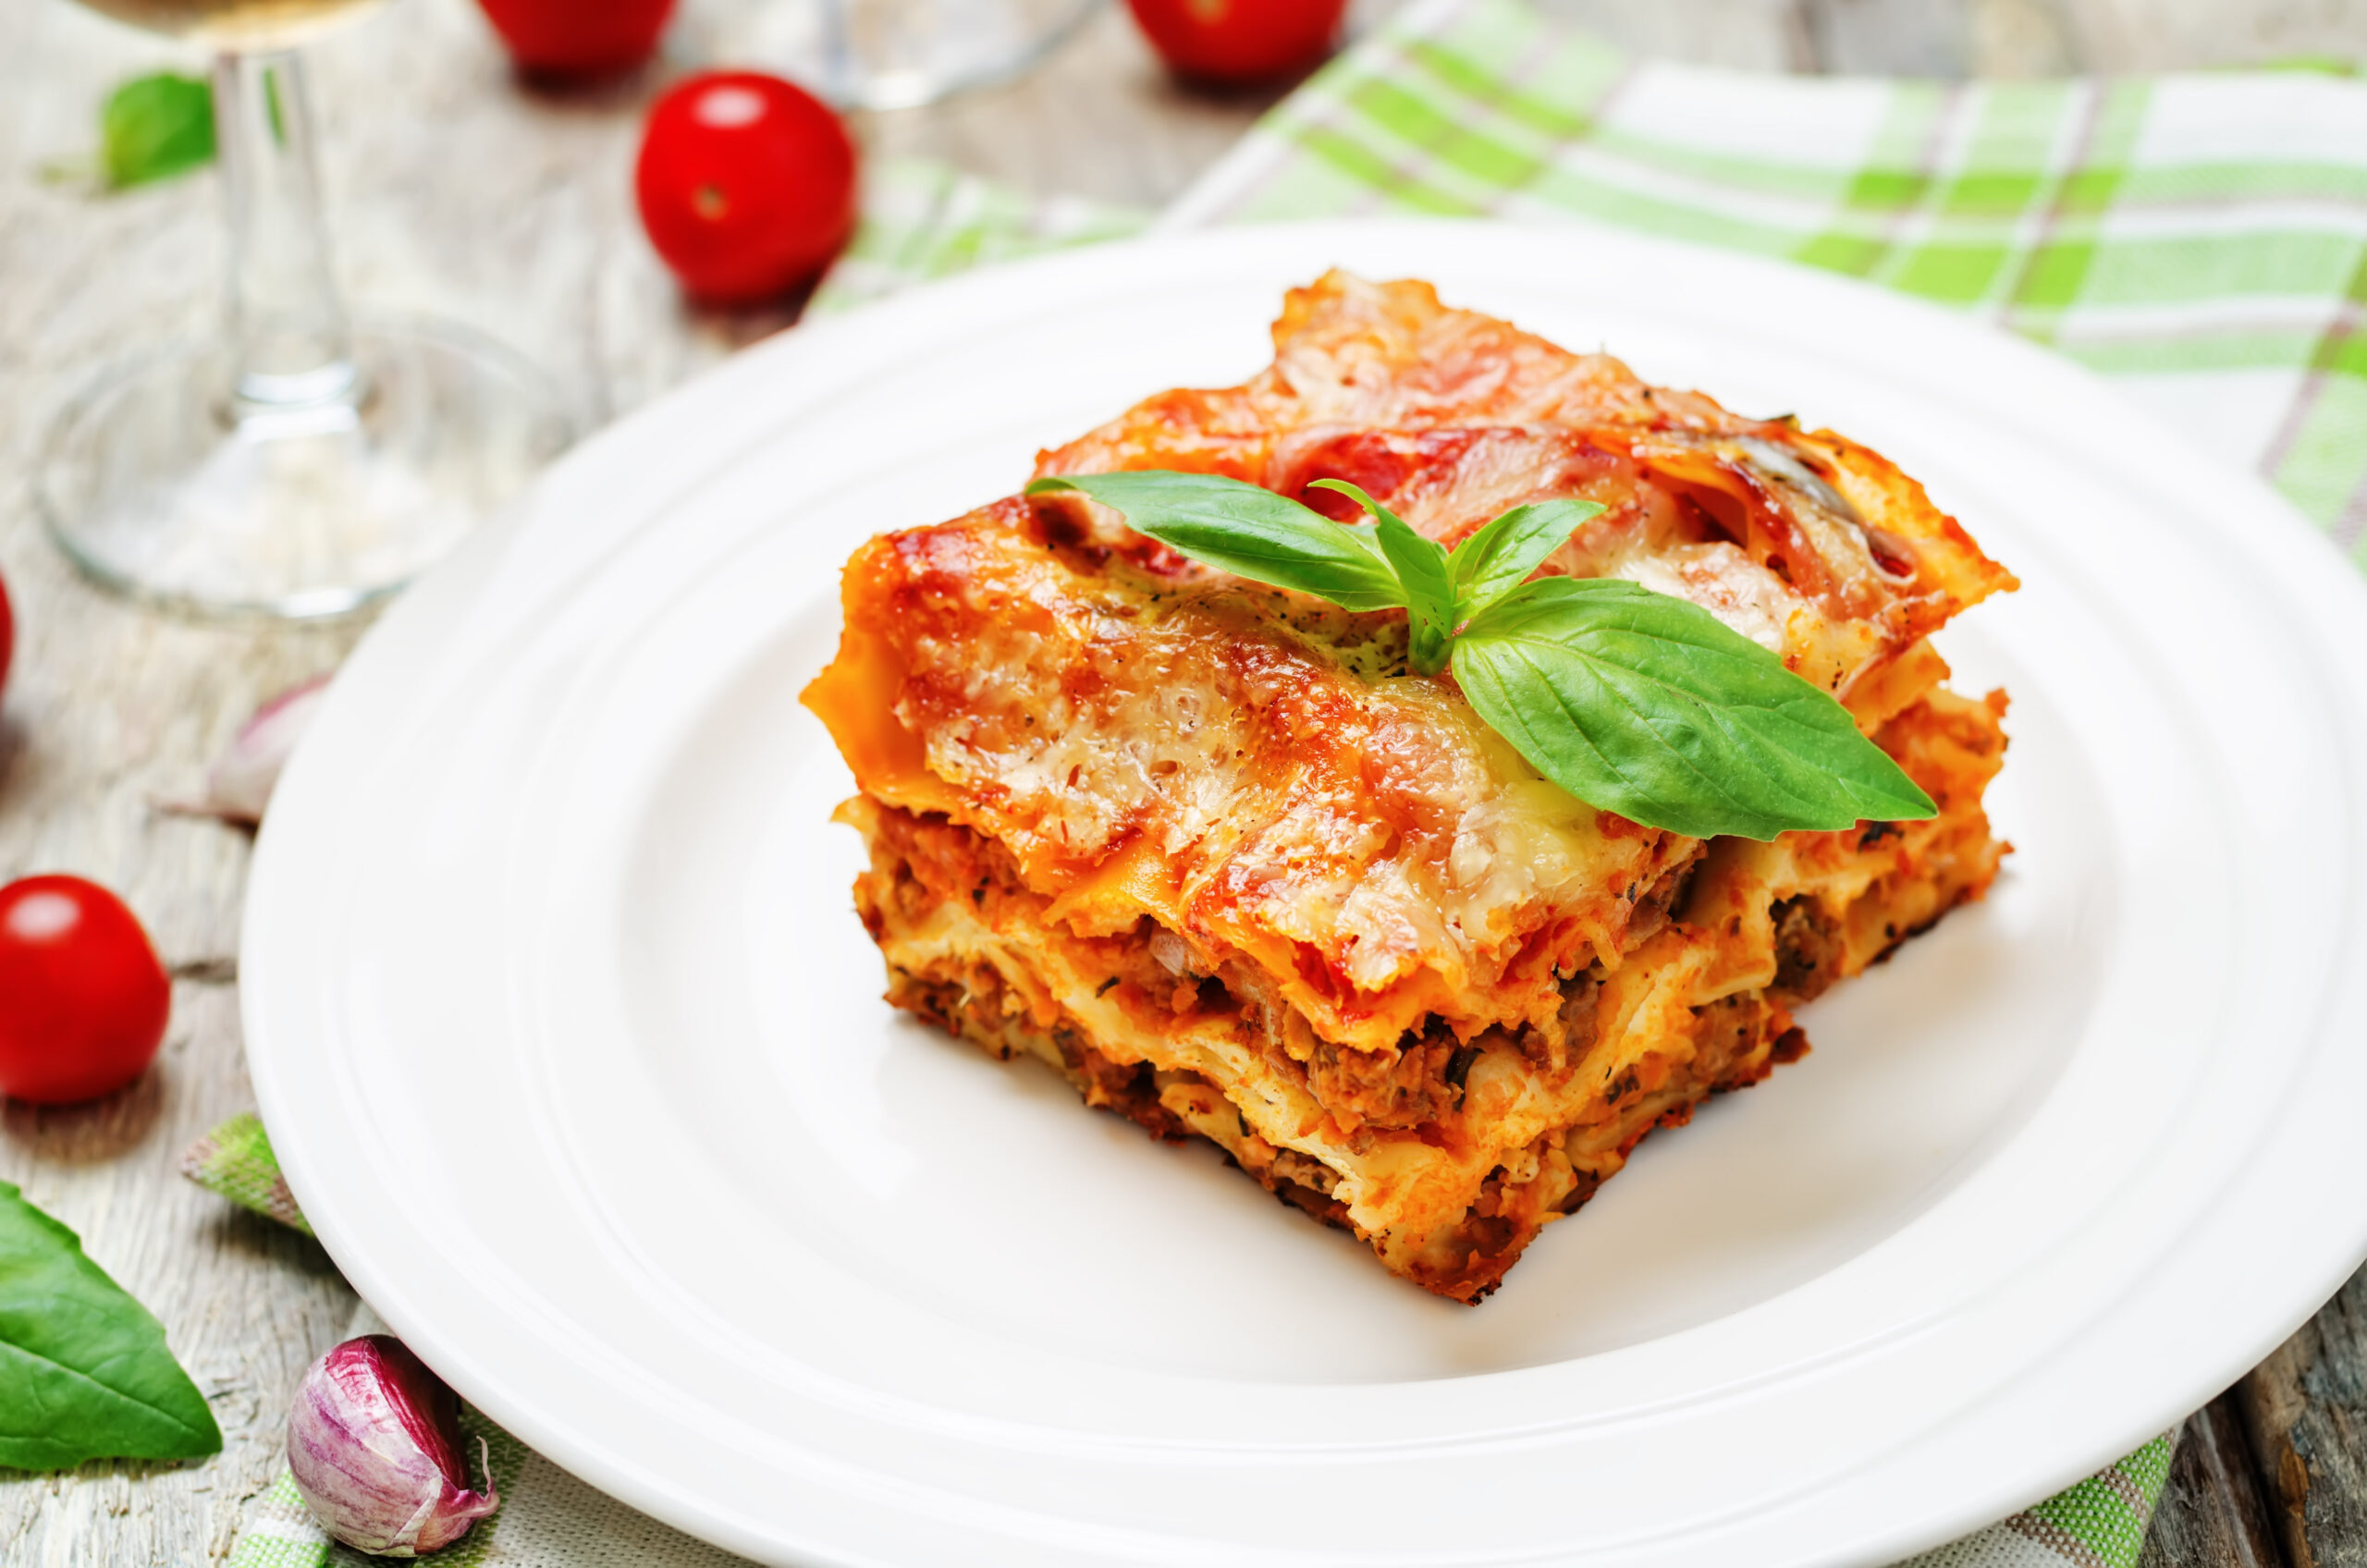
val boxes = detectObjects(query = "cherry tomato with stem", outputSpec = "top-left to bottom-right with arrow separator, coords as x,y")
1125,0 -> 1348,83
0,876 -> 172,1106
474,0 -> 677,80
635,72 -> 859,307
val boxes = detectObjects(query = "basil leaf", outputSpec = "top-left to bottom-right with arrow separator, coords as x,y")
0,1182 -> 222,1470
1451,577 -> 1938,839
103,73 -> 215,191
1308,479 -> 1456,674
1026,472 -> 1404,611
1449,498 -> 1605,623
1022,469 -> 1938,843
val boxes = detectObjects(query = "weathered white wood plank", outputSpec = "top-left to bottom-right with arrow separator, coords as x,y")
1968,0 -> 2082,75
2241,1266 -> 2367,1568
1801,0 -> 1976,74
1521,0 -> 1812,72
2064,0 -> 2367,70
2138,1395 -> 2286,1568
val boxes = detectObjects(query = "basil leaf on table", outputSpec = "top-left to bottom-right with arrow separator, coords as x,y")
1451,577 -> 1938,840
102,73 -> 216,190
1309,479 -> 1457,674
0,1181 -> 222,1470
1025,471 -> 1405,611
1449,497 -> 1605,622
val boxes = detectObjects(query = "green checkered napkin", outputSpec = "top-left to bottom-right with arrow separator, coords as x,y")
1175,0 -> 2367,545
204,0 -> 2367,1552
181,1112 -> 312,1234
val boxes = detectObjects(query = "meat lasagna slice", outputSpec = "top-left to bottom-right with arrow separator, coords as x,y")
803,273 -> 2016,1302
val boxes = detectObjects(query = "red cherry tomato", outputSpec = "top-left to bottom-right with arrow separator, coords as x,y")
475,0 -> 677,79
0,570 -> 13,702
0,876 -> 171,1106
634,72 -> 859,307
1125,0 -> 1348,82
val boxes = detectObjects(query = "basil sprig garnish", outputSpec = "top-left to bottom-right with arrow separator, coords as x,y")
0,1182 -> 223,1470
1025,470 -> 1937,840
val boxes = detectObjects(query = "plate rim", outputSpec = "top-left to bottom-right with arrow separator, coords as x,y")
244,214 -> 2367,1567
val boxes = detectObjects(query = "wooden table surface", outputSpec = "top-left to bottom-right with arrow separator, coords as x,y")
2,0 -> 2362,1562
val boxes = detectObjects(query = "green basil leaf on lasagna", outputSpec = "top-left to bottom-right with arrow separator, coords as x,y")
1308,479 -> 1456,674
1450,576 -> 1938,839
1026,472 -> 1406,612
1448,497 -> 1605,624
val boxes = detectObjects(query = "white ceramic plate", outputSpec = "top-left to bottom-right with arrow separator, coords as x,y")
245,220 -> 2367,1568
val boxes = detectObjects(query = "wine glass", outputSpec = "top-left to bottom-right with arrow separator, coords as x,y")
693,0 -> 1104,112
39,0 -> 572,619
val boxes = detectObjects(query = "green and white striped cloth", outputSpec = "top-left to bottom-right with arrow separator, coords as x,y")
838,0 -> 2367,550
1169,0 -> 2367,548
204,0 -> 2367,1556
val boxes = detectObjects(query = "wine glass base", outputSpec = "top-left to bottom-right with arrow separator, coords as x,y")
715,0 -> 1104,111
37,318 -> 571,621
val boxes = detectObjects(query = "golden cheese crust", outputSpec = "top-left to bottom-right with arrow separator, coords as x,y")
804,274 -> 2014,1302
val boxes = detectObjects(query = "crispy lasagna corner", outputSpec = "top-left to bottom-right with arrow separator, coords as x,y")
803,272 -> 2014,1303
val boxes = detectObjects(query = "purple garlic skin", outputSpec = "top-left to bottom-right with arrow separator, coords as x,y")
288,1335 -> 500,1557
194,674 -> 330,827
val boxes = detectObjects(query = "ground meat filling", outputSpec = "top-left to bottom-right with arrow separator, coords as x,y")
852,767 -> 1997,1304
1623,842 -> 1706,951
868,807 -> 1749,1142
1304,1024 -> 1462,1133
1222,843 -> 1697,1132
1770,895 -> 1847,1000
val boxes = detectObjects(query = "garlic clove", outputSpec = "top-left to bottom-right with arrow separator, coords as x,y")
167,675 -> 330,827
288,1335 -> 500,1558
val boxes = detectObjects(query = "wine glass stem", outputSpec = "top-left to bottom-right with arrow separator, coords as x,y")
214,51 -> 358,413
